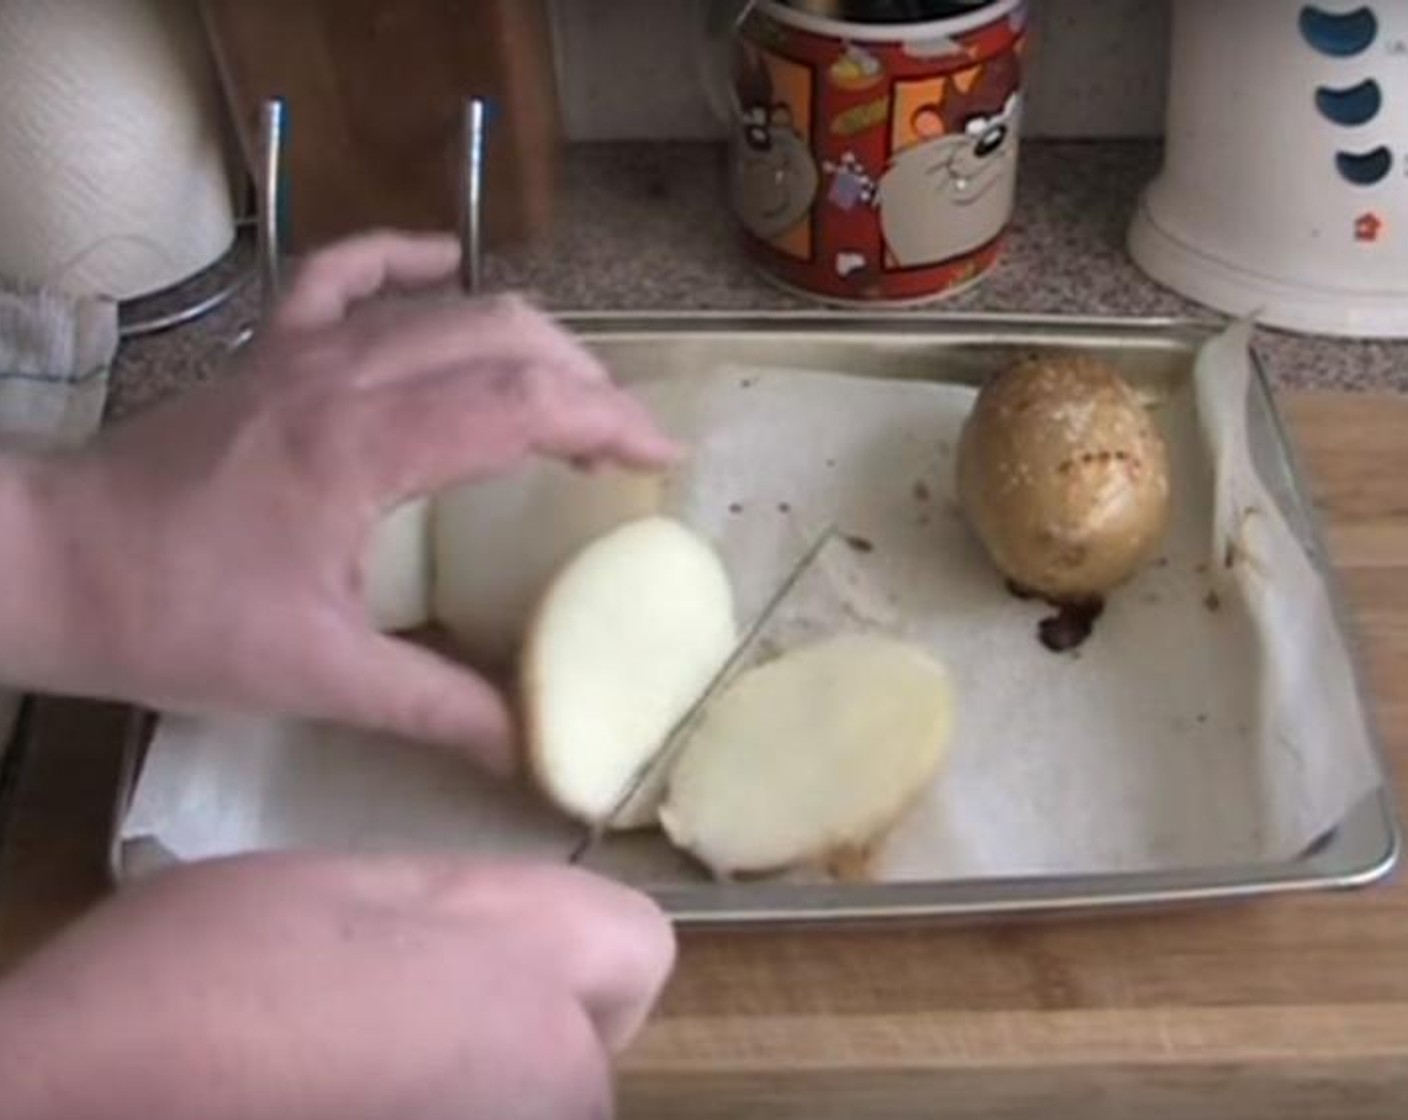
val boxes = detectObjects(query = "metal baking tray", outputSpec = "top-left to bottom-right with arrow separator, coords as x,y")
109,313 -> 1399,926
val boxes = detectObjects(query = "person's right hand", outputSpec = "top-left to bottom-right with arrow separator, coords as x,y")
0,852 -> 675,1120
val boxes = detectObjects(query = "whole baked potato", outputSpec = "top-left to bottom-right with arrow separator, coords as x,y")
956,354 -> 1171,602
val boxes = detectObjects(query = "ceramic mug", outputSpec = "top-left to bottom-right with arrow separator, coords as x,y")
727,0 -> 1027,304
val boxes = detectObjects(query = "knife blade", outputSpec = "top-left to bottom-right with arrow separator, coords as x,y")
568,525 -> 836,864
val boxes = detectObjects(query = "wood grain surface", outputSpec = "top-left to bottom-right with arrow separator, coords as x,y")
1,391 -> 1405,1118
200,0 -> 561,250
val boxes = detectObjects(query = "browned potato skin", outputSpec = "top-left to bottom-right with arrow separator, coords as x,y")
957,354 -> 1171,602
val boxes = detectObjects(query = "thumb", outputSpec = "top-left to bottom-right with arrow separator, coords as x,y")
430,862 -> 677,1053
309,626 -> 516,773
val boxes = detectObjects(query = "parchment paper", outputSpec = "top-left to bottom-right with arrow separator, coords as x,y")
121,322 -> 1383,882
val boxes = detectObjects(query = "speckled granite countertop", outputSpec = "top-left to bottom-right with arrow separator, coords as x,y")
109,140 -> 1406,419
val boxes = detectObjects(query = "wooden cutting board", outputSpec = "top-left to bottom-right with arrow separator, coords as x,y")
1,391 -> 1405,1118
199,0 -> 560,250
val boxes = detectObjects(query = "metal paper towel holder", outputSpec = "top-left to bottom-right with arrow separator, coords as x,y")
228,97 -> 287,349
116,96 -> 287,344
223,95 -> 487,350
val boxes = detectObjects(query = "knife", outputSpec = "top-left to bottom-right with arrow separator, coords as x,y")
568,525 -> 836,864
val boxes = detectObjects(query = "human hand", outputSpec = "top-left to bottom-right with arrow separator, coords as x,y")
0,852 -> 674,1120
0,231 -> 676,769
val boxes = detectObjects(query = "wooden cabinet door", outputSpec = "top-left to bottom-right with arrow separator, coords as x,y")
201,0 -> 560,251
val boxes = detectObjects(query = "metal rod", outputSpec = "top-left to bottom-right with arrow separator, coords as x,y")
258,97 -> 286,311
459,97 -> 487,295
120,269 -> 251,339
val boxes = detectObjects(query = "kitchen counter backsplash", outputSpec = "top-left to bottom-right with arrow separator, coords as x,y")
549,0 -> 1170,141
110,141 -> 1405,420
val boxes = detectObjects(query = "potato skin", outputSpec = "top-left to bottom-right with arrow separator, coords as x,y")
956,354 -> 1171,601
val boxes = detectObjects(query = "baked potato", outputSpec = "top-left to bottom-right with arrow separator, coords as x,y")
956,354 -> 1170,602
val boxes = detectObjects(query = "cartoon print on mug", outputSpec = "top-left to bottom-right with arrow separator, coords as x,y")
828,41 -> 885,93
731,46 -> 820,257
823,150 -> 878,212
822,151 -> 880,286
877,50 -> 1022,270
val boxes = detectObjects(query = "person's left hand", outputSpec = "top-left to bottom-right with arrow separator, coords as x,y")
0,231 -> 677,769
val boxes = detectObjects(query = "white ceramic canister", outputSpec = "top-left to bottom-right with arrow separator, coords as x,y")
1129,1 -> 1408,338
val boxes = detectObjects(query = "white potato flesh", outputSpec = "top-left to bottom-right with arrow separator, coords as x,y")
660,634 -> 954,877
524,517 -> 737,827
364,499 -> 432,632
431,463 -> 665,667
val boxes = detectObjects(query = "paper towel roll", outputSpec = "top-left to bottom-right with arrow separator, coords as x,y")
0,0 -> 237,300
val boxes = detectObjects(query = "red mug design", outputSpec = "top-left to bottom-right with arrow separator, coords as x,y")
729,0 -> 1027,304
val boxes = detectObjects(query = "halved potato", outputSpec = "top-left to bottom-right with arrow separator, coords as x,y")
523,517 -> 737,828
432,464 -> 666,668
364,498 -> 432,632
660,634 -> 953,878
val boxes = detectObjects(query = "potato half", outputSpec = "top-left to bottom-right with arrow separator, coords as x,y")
956,354 -> 1171,601
365,498 -> 432,632
432,464 -> 665,668
659,634 -> 954,878
523,517 -> 737,828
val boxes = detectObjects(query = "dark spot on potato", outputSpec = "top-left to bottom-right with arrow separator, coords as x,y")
777,501 -> 791,514
913,480 -> 932,503
728,502 -> 744,515
1204,589 -> 1221,612
844,534 -> 875,554
1006,579 -> 1038,601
